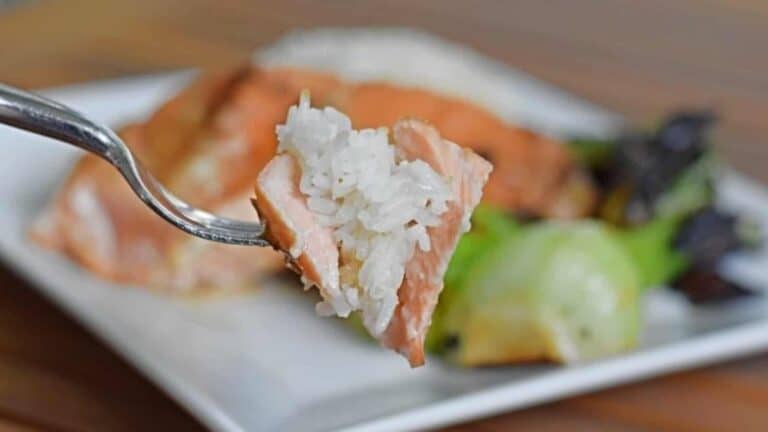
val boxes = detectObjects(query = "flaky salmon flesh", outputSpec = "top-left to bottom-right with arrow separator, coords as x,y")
31,66 -> 594,296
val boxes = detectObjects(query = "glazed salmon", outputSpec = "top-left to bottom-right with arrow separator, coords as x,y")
32,65 -> 591,293
338,83 -> 593,218
30,67 -> 287,292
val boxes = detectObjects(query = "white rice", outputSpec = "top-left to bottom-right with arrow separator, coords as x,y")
277,93 -> 452,335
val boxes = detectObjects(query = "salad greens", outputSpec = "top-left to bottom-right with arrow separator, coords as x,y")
618,216 -> 687,290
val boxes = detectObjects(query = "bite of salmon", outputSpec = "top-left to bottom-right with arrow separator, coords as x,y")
253,95 -> 491,365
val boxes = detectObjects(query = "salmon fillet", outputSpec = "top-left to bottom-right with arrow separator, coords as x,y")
339,83 -> 593,218
30,68 -> 287,292
32,65 -> 590,294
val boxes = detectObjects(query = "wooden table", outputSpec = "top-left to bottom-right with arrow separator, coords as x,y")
1,1 -> 767,430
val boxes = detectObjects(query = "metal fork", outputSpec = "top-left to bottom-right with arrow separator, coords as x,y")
0,83 -> 269,246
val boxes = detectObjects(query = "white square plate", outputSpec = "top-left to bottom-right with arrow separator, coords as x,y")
2,29 -> 768,432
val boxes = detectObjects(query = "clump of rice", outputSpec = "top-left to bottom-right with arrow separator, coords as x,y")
277,93 -> 452,335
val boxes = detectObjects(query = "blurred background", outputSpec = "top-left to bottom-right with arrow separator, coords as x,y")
1,1 -> 767,431
2,0 -> 767,180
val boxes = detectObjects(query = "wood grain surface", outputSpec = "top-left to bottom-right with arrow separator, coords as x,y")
1,0 -> 767,430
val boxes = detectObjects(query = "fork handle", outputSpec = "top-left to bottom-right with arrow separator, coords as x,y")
0,83 -> 120,163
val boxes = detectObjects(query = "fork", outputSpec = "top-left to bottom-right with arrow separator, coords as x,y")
0,83 -> 269,246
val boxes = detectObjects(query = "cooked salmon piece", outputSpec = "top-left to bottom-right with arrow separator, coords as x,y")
253,153 -> 343,312
381,120 -> 492,366
340,83 -> 594,218
30,67 -> 286,293
252,95 -> 491,365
